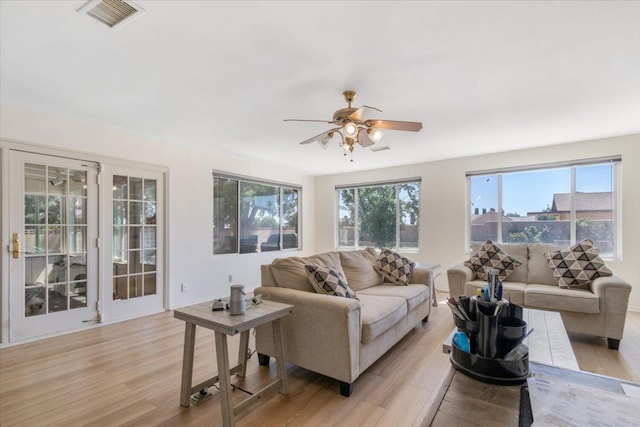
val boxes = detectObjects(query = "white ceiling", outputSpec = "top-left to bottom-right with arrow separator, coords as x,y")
1,1 -> 639,176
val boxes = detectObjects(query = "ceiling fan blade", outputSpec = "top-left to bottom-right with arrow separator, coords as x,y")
299,128 -> 339,146
357,128 -> 376,147
284,119 -> 334,124
348,105 -> 383,121
365,120 -> 422,132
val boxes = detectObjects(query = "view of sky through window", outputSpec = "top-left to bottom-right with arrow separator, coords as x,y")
469,162 -> 616,254
471,166 -> 612,216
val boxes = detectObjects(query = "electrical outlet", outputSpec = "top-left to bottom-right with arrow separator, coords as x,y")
228,275 -> 233,283
181,283 -> 187,292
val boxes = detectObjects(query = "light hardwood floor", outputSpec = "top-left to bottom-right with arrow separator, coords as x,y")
1,292 -> 639,427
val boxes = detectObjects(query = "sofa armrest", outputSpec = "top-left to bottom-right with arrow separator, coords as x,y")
575,275 -> 632,342
591,274 -> 632,314
447,263 -> 474,299
253,286 -> 361,384
409,265 -> 433,286
591,274 -> 632,295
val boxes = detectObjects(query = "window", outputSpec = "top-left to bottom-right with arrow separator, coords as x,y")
468,158 -> 619,257
213,172 -> 300,254
337,180 -> 420,250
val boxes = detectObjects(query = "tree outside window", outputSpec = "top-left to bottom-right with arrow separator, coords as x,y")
213,174 -> 301,254
337,181 -> 420,250
239,183 -> 279,254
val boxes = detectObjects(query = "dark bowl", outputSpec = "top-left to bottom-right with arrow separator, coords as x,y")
499,317 -> 527,340
454,314 -> 479,334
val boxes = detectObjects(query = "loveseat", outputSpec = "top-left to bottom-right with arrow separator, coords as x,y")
447,241 -> 631,350
254,248 -> 432,396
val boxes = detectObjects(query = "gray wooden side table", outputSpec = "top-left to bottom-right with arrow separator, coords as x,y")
174,299 -> 293,427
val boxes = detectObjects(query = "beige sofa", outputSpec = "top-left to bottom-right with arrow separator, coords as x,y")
254,248 -> 431,397
447,242 -> 631,350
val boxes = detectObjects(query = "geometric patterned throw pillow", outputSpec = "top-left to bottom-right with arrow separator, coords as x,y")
372,249 -> 415,286
464,240 -> 522,281
305,264 -> 358,299
544,239 -> 612,289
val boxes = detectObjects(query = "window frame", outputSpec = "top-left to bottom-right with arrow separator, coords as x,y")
212,171 -> 301,255
466,157 -> 621,259
335,178 -> 421,252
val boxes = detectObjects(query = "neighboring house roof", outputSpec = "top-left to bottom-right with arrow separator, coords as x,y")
551,192 -> 612,212
471,210 -> 514,224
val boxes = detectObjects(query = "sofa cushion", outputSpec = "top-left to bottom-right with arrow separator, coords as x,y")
465,240 -> 522,281
524,284 -> 600,314
271,251 -> 343,292
527,243 -> 560,285
463,280 -> 527,306
543,239 -> 613,289
470,243 -> 528,283
358,284 -> 429,312
358,294 -> 407,343
487,243 -> 528,283
373,249 -> 415,285
339,248 -> 384,291
305,264 -> 358,299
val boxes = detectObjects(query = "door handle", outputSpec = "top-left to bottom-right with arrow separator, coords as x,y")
12,233 -> 19,259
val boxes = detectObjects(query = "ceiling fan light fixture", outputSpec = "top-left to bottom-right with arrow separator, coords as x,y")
368,128 -> 383,143
343,121 -> 358,138
289,90 -> 423,163
318,132 -> 333,148
342,138 -> 356,162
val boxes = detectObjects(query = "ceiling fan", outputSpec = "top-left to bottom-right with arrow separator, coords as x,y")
285,90 -> 423,161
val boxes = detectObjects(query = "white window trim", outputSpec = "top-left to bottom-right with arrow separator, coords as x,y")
335,179 -> 421,252
212,170 -> 302,255
466,157 -> 621,260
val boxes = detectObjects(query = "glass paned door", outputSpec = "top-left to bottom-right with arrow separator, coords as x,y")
108,168 -> 163,320
112,175 -> 157,300
9,152 -> 98,342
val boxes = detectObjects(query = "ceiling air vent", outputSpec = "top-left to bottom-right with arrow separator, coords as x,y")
78,0 -> 145,29
370,146 -> 390,152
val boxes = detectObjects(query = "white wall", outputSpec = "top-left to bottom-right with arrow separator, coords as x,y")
3,103 -> 638,330
0,105 -> 315,314
314,134 -> 640,311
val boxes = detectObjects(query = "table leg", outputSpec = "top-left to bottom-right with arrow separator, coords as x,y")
214,331 -> 234,427
237,330 -> 250,377
431,271 -> 438,307
272,318 -> 288,394
179,322 -> 196,407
